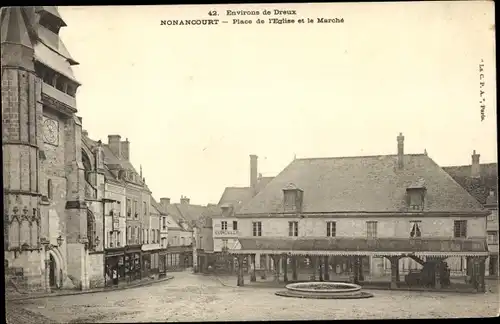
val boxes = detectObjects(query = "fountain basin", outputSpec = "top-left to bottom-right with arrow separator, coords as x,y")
275,282 -> 373,299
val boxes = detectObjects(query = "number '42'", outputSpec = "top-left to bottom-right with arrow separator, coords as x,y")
208,10 -> 217,16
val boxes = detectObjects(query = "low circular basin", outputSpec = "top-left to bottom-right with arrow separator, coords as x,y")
286,282 -> 361,294
275,281 -> 373,299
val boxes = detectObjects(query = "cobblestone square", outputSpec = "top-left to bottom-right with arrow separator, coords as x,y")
7,272 -> 500,323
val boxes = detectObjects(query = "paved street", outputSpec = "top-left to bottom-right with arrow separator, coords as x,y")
6,271 -> 500,323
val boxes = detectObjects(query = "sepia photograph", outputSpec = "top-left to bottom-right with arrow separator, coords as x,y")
2,2 -> 498,322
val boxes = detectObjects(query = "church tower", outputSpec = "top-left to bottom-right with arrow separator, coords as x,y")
2,7 -> 89,291
2,6 -> 45,289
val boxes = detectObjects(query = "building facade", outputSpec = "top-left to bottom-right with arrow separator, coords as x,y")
443,153 -> 498,277
224,134 -> 490,291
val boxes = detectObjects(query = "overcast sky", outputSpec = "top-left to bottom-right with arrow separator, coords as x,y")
58,2 -> 496,205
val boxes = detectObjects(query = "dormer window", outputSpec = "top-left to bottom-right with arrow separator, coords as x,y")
282,183 -> 304,213
220,204 -> 234,217
406,179 -> 426,211
410,221 -> 422,238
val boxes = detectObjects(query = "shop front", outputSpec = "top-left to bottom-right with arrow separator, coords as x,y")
142,252 -> 151,278
105,248 -> 126,287
125,245 -> 142,283
159,251 -> 168,278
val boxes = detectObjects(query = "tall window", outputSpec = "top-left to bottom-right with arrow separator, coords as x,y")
87,210 -> 96,251
366,221 -> 377,239
151,229 -> 155,243
116,231 -> 121,247
108,231 -> 113,248
143,202 -> 147,215
162,217 -> 167,230
142,229 -> 145,244
126,199 -> 131,217
47,179 -> 53,200
134,200 -> 138,218
222,239 -> 228,250
252,222 -> 262,237
326,221 -> 336,237
157,230 -> 160,243
454,220 -> 467,238
233,221 -> 238,230
221,221 -> 228,230
127,226 -> 131,243
410,221 -> 422,238
488,231 -> 498,244
288,221 -> 298,237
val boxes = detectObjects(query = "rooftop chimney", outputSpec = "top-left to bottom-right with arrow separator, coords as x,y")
397,133 -> 404,169
486,190 -> 497,205
471,150 -> 481,178
82,130 -> 88,137
160,197 -> 170,208
121,138 -> 130,160
108,135 -> 122,158
250,154 -> 258,192
180,196 -> 190,205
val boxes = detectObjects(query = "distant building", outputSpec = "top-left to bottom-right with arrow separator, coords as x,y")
209,155 -> 275,273
443,152 -> 498,277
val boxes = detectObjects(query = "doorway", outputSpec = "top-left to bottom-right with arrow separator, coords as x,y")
49,254 -> 56,288
489,255 -> 498,276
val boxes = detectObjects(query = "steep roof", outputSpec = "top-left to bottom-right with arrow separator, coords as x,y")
151,198 -> 167,216
218,187 -> 254,212
256,176 -> 274,194
238,154 -> 487,215
1,7 -> 35,49
443,163 -> 498,205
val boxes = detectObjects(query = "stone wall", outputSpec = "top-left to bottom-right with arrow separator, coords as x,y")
88,253 -> 104,288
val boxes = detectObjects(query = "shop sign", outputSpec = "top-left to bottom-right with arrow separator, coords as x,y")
214,230 -> 239,236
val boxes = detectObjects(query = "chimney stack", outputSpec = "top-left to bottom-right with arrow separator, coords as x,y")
471,150 -> 481,178
121,138 -> 130,160
180,196 -> 190,205
397,133 -> 405,169
108,135 -> 122,158
160,197 -> 170,209
250,154 -> 258,191
82,130 -> 88,137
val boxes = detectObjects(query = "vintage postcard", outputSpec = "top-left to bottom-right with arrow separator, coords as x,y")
2,2 -> 498,323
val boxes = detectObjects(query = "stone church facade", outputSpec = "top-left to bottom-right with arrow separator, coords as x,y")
2,6 -> 100,291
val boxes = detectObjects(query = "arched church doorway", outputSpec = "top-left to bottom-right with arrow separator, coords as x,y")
49,254 -> 56,288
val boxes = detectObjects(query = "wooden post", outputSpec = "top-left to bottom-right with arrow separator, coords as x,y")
434,261 -> 441,289
390,256 -> 399,289
292,256 -> 298,281
324,256 -> 330,281
283,255 -> 289,282
261,254 -> 267,279
273,255 -> 280,283
311,256 -> 317,281
479,257 -> 486,292
250,254 -> 257,282
319,256 -> 324,281
237,255 -> 244,287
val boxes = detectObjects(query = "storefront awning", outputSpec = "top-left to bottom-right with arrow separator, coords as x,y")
227,237 -> 488,257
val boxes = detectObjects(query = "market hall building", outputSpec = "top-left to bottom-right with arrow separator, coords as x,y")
227,134 -> 491,291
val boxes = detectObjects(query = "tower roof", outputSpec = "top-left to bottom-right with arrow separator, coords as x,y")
1,7 -> 35,49
35,6 -> 67,27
